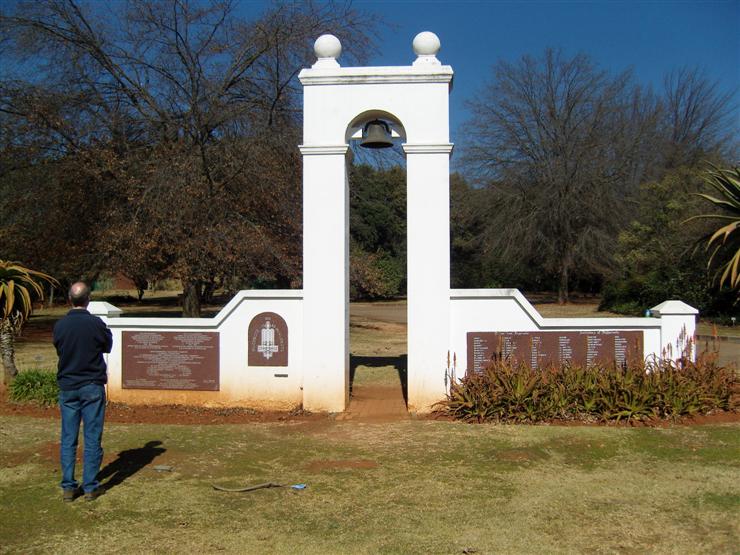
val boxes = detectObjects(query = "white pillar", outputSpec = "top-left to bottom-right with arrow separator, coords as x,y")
651,300 -> 699,362
301,145 -> 350,412
404,144 -> 453,412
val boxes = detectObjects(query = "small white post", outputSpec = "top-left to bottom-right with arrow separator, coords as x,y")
651,300 -> 699,362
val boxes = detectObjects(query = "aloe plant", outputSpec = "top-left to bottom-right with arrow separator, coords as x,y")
438,357 -> 736,423
0,261 -> 58,386
689,165 -> 740,292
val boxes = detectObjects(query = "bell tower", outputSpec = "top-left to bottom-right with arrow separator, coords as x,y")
299,32 -> 454,413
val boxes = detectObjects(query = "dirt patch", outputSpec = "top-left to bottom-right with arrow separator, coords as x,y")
671,411 -> 740,426
351,323 -> 384,331
0,441 -> 60,468
351,301 -> 407,325
305,459 -> 379,472
0,439 -> 117,469
428,411 -> 740,427
2,391 -> 737,428
0,391 -> 328,425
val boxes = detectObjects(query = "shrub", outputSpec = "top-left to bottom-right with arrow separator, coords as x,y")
350,245 -> 404,300
439,357 -> 738,424
9,369 -> 58,406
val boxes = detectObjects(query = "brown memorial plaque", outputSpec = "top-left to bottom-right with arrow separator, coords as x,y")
466,330 -> 643,373
122,331 -> 219,390
248,312 -> 288,367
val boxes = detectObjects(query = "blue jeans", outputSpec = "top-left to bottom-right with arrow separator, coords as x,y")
59,383 -> 106,493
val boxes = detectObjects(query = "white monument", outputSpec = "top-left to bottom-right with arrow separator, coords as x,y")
93,32 -> 698,414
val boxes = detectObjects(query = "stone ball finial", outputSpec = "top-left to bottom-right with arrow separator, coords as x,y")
314,34 -> 342,60
412,31 -> 441,57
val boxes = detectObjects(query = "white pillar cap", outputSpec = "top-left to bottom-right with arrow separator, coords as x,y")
313,34 -> 341,68
412,31 -> 441,66
650,300 -> 699,316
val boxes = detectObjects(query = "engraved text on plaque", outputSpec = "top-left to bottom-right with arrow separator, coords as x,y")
122,331 -> 219,390
466,330 -> 643,373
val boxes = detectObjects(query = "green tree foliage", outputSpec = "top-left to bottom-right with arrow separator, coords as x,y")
600,167 -> 736,316
451,173 -> 555,291
450,173 -> 488,288
349,164 -> 406,300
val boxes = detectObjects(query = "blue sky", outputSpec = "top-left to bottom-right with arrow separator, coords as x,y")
349,0 -> 739,147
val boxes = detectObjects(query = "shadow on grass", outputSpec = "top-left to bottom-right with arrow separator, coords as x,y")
98,440 -> 166,492
350,354 -> 408,405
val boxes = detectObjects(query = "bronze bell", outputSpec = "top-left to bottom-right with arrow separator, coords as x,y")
360,119 -> 393,149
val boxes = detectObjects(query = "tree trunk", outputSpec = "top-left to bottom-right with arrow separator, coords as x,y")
557,263 -> 570,305
201,280 -> 217,305
182,280 -> 202,317
133,277 -> 148,302
0,320 -> 19,387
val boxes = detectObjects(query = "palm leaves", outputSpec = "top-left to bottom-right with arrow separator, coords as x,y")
0,260 -> 57,327
688,165 -> 740,291
0,261 -> 58,386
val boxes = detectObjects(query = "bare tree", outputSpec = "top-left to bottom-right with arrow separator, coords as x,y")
463,49 -> 657,303
0,0 -> 379,315
660,67 -> 737,169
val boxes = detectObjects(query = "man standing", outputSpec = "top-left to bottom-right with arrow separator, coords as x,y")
53,282 -> 112,502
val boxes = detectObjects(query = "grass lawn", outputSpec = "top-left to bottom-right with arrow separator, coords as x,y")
1,415 -> 738,554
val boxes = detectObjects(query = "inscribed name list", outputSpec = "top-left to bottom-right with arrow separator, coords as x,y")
467,330 -> 643,373
122,331 -> 219,390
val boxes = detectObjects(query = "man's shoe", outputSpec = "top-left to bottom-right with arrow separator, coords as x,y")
84,489 -> 100,502
62,488 -> 77,502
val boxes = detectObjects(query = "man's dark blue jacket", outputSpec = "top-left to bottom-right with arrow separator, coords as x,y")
53,309 -> 113,391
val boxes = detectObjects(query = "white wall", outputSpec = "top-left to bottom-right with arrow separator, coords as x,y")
449,289 -> 675,376
93,291 -> 303,409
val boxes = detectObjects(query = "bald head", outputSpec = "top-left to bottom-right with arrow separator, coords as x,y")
69,282 -> 91,308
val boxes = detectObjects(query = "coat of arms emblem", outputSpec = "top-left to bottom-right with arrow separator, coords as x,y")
248,312 -> 288,367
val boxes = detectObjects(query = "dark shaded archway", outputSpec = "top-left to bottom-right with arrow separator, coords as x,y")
350,354 -> 408,404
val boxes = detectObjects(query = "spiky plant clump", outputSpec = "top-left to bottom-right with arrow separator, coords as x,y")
438,357 -> 737,424
8,369 -> 59,405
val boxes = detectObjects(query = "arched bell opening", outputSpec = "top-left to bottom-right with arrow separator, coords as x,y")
345,110 -> 407,145
346,110 -> 407,168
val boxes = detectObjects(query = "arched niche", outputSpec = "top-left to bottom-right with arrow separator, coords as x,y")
345,110 -> 407,144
